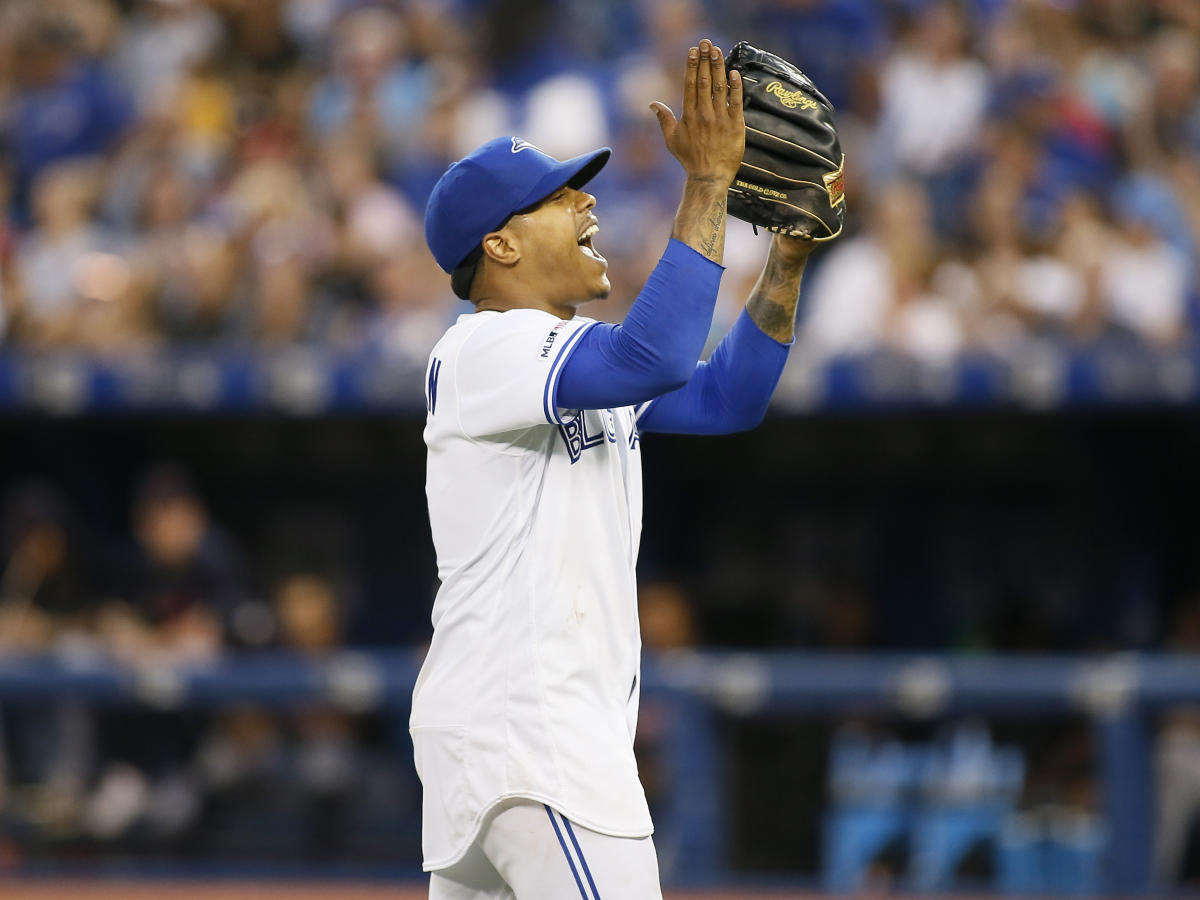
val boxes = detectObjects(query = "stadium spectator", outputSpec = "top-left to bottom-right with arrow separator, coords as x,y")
308,5 -> 431,177
61,464 -> 253,845
800,179 -> 965,364
737,0 -> 885,115
113,0 -> 224,118
0,480 -> 99,651
1101,181 -> 1190,346
4,5 -> 133,225
10,160 -> 113,347
1156,599 -> 1200,886
364,247 -> 457,366
0,159 -> 17,339
192,572 -> 362,857
873,1 -> 988,182
0,481 -> 102,839
101,463 -> 248,664
966,168 -> 1090,348
156,224 -> 246,342
634,579 -> 699,824
318,137 -> 442,356
639,579 -> 698,652
214,0 -> 298,75
252,256 -> 322,346
274,570 -> 361,858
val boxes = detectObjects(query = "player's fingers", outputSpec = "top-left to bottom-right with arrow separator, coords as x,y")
728,68 -> 744,123
710,44 -> 728,113
682,45 -> 699,120
649,101 -> 677,141
696,38 -> 713,120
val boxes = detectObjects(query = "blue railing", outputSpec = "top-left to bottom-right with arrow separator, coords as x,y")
1,650 -> 1195,894
3,343 -> 1200,414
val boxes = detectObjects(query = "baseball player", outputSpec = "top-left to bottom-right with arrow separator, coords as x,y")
415,39 -> 815,898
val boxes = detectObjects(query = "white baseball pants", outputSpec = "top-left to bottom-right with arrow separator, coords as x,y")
428,798 -> 663,899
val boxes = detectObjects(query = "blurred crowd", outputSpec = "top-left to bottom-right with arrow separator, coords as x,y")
0,467 -> 420,860
0,0 -> 1196,368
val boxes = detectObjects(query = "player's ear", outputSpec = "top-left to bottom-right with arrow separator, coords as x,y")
481,230 -> 520,267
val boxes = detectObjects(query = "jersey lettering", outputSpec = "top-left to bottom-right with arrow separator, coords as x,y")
602,408 -> 617,443
558,408 -> 616,463
427,356 -> 443,414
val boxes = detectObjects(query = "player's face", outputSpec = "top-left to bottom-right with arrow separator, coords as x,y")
509,185 -> 610,307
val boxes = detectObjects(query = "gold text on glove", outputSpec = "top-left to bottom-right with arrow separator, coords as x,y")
765,82 -> 818,111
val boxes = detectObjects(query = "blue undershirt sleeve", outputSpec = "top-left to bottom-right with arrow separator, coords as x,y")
555,239 -> 724,412
636,309 -> 792,435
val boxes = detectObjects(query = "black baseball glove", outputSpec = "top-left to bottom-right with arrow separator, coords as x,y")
725,41 -> 845,241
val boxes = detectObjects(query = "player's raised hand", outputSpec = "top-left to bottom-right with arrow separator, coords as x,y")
650,39 -> 745,187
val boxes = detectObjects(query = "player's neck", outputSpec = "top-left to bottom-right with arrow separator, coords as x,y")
470,263 -> 585,319
473,292 -> 580,320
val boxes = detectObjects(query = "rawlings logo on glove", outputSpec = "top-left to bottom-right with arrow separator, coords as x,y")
765,82 -> 819,111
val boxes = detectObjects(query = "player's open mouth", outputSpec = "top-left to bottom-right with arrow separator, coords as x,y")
578,223 -> 605,263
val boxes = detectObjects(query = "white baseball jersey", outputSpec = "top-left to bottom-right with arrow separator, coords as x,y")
413,307 -> 651,872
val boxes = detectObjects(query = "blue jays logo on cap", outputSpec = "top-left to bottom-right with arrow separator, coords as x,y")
424,136 -> 611,275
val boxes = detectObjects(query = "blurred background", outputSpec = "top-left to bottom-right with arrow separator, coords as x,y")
1,0 -> 1199,896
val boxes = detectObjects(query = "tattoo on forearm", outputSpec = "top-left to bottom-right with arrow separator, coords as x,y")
699,198 -> 726,261
747,250 -> 804,340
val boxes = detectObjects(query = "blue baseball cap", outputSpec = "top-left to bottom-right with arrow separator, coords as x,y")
425,136 -> 611,275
